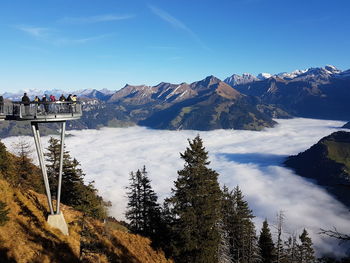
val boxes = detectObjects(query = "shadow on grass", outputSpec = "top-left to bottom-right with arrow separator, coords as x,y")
17,220 -> 80,263
0,247 -> 16,263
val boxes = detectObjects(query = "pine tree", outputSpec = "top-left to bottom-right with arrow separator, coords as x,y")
45,137 -> 69,196
168,135 -> 222,263
0,200 -> 10,226
284,235 -> 297,263
0,140 -> 14,184
297,229 -> 315,263
218,220 -> 233,263
222,186 -> 259,263
45,137 -> 107,220
259,219 -> 276,263
125,166 -> 161,239
275,211 -> 285,263
12,139 -> 43,192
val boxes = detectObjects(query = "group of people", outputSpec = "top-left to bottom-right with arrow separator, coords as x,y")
20,92 -> 79,115
26,93 -> 78,103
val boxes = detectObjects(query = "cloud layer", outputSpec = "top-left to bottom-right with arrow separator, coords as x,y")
3,118 -> 350,256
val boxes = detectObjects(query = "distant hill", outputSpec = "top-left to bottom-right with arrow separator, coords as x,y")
284,131 -> 350,208
0,178 -> 171,263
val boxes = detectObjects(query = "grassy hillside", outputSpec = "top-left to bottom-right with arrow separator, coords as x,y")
284,131 -> 350,208
0,179 -> 171,263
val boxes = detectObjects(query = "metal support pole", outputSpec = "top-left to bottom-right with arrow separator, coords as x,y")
31,122 -> 54,215
56,121 -> 66,214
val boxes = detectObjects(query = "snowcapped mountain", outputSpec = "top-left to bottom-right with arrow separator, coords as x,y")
224,73 -> 258,86
224,65 -> 346,87
257,73 -> 272,80
2,88 -> 114,101
275,69 -> 307,80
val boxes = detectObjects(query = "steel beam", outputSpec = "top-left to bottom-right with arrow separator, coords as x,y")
56,121 -> 66,214
31,122 -> 54,215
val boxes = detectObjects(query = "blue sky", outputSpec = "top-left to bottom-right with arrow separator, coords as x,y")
0,0 -> 349,92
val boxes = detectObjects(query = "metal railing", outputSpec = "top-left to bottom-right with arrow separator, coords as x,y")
9,101 -> 82,119
0,103 -> 13,117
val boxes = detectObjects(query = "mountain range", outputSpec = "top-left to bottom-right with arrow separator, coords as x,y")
1,65 -> 349,135
224,65 -> 350,120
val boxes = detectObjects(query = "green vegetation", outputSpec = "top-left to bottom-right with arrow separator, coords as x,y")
123,135 -> 332,263
168,135 -> 222,262
324,141 -> 350,173
285,131 -> 350,208
125,166 -> 161,240
258,220 -> 276,263
0,200 -> 9,226
45,137 -> 107,220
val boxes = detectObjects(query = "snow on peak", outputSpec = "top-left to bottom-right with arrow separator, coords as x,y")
257,73 -> 272,80
324,65 -> 341,74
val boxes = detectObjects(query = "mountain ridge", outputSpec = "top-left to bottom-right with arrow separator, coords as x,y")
284,131 -> 350,208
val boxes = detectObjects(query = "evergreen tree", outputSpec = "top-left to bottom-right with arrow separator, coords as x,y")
297,229 -> 315,263
283,235 -> 297,263
125,166 -> 161,239
45,137 -> 107,220
45,137 -> 69,196
275,211 -> 285,263
0,200 -> 10,226
0,140 -> 15,185
168,135 -> 222,263
156,199 -> 177,258
258,219 -> 276,263
12,139 -> 43,192
222,185 -> 259,263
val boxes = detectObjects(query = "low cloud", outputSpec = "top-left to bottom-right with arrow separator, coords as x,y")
3,118 -> 350,256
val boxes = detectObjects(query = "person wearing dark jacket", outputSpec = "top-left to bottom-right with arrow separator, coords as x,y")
59,94 -> 66,101
21,93 -> 30,115
42,95 -> 49,113
0,95 -> 4,114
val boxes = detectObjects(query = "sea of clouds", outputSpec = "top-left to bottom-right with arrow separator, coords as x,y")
3,118 -> 350,256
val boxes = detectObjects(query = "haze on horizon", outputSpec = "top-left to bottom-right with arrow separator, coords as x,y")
1,0 -> 350,92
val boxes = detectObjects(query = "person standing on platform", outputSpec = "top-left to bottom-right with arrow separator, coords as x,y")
42,95 -> 49,113
0,95 -> 4,114
21,92 -> 30,115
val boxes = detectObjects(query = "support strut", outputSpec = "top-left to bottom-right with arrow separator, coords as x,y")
56,121 -> 65,214
31,122 -> 54,215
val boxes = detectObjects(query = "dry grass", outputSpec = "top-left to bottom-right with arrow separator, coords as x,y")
0,179 -> 172,263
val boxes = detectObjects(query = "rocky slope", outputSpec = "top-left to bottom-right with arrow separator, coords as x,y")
0,179 -> 171,263
111,76 -> 282,131
284,131 -> 350,208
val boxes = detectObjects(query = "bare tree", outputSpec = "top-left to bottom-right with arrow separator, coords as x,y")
319,227 -> 350,242
274,211 -> 285,263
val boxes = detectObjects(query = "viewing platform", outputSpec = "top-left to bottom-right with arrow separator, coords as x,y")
0,101 -> 82,122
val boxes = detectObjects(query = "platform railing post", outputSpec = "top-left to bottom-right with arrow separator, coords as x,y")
56,121 -> 66,214
31,122 -> 54,215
